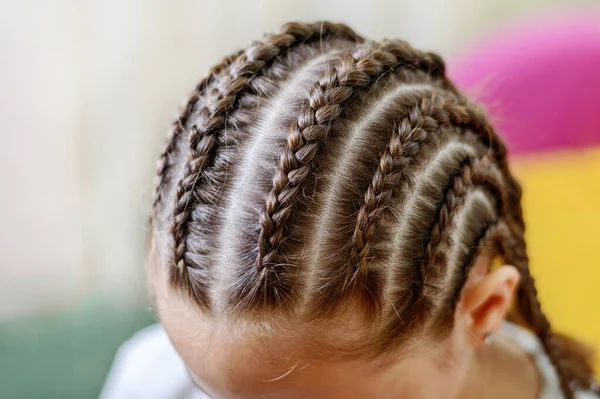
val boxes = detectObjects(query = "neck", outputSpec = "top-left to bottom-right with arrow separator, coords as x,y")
459,336 -> 542,399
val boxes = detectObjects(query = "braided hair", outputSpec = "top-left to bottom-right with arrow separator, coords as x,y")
150,21 -> 596,399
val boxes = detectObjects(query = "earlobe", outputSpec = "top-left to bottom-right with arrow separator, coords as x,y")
462,265 -> 520,346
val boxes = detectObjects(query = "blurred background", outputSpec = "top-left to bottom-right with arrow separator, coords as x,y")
0,0 -> 598,398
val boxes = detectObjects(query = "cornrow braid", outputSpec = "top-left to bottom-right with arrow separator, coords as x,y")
440,97 -> 524,215
255,41 -> 447,308
402,160 -> 480,330
151,50 -> 243,216
423,156 -> 507,329
502,222 -> 595,399
424,163 -> 470,276
348,97 -> 434,287
423,162 -> 472,282
441,219 -> 504,320
169,22 -> 364,308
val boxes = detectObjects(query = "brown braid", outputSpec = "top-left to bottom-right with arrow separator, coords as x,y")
257,41 -> 447,275
404,160 -> 479,329
420,161 -> 474,296
502,222 -> 595,399
169,22 -> 364,306
348,97 -> 433,286
424,157 -> 507,327
151,50 -> 242,215
441,98 -> 524,215
440,220 -> 504,322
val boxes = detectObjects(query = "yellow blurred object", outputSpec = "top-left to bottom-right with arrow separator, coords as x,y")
513,147 -> 600,371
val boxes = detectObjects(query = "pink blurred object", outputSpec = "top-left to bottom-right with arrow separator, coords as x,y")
448,14 -> 600,154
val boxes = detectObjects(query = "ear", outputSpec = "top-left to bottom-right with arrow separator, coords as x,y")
461,265 -> 520,346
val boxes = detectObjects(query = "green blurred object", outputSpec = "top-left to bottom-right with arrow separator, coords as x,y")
0,300 -> 156,399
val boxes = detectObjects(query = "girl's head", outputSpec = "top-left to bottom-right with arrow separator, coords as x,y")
149,21 -> 594,399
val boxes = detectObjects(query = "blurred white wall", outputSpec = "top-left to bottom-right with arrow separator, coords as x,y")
1,0 -> 597,319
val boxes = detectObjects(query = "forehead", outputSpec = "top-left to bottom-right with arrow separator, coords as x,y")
153,274 -> 443,399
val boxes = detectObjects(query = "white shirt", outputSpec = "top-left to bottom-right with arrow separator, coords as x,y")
498,323 -> 597,399
100,323 -> 597,399
100,324 -> 207,399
